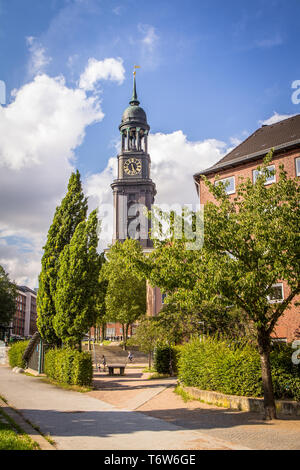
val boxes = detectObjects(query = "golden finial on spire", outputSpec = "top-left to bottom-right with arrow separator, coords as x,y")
133,65 -> 140,77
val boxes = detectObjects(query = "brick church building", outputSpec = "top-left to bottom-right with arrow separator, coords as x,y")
94,74 -> 157,341
95,79 -> 299,344
193,114 -> 300,343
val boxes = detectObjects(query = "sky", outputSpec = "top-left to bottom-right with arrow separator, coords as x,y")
0,0 -> 300,287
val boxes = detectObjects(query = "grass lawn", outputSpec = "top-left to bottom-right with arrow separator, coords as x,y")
147,372 -> 174,380
0,409 -> 39,450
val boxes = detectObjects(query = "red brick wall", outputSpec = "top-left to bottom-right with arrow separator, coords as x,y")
199,149 -> 300,205
90,322 -> 135,341
197,149 -> 300,343
146,282 -> 163,317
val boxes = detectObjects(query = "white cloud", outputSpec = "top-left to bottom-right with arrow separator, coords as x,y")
26,36 -> 52,76
85,157 -> 117,250
79,57 -> 125,91
255,34 -> 283,49
259,111 -> 296,126
149,131 -> 226,205
0,240 -> 42,287
0,74 -> 103,171
138,24 -> 159,52
0,56 -> 123,286
136,24 -> 160,69
112,5 -> 123,15
86,130 -> 228,249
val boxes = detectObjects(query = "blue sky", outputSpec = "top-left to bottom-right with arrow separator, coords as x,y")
2,0 -> 300,172
0,0 -> 300,286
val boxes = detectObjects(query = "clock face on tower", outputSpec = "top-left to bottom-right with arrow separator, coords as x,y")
124,157 -> 142,176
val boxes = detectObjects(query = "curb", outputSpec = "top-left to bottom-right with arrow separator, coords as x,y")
0,398 -> 56,450
181,385 -> 300,416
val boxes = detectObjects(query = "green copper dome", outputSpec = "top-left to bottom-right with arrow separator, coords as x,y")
120,74 -> 148,127
121,104 -> 147,124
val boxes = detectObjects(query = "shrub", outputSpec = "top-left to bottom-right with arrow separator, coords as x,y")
154,346 -> 171,374
8,341 -> 29,369
154,345 -> 183,375
270,344 -> 300,401
72,351 -> 93,386
177,337 -> 300,401
44,348 -> 93,387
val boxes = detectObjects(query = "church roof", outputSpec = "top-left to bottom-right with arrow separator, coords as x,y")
121,104 -> 147,124
120,75 -> 148,127
194,114 -> 300,178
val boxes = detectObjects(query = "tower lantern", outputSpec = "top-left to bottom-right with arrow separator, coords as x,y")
111,70 -> 156,248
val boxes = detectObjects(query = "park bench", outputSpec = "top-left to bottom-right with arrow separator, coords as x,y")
106,357 -> 128,376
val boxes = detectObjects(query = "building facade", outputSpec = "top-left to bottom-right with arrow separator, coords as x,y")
193,114 -> 300,343
11,286 -> 38,338
111,75 -> 156,247
97,75 -> 157,341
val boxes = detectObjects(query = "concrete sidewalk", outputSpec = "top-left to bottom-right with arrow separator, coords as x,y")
137,386 -> 300,451
0,366 -> 247,450
0,345 -> 7,365
88,368 -> 178,410
89,367 -> 300,450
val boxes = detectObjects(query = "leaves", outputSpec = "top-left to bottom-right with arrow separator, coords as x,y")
53,210 -> 101,348
100,239 -> 146,345
0,265 -> 17,326
37,170 -> 88,344
137,151 -> 300,338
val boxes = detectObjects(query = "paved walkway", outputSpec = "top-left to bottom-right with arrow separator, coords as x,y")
0,343 -> 7,365
88,368 -> 177,410
89,367 -> 300,450
0,365 -> 246,450
1,363 -> 300,450
137,386 -> 300,450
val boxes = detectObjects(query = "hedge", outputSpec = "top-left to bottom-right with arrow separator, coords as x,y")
177,337 -> 300,401
44,348 -> 93,387
154,345 -> 183,375
8,341 -> 29,369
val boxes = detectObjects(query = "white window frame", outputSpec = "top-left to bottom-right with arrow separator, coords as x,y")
214,176 -> 235,195
295,157 -> 300,177
106,327 -> 115,336
253,165 -> 276,185
271,338 -> 287,344
267,283 -> 284,304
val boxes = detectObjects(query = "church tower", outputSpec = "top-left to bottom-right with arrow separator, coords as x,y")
111,74 -> 156,248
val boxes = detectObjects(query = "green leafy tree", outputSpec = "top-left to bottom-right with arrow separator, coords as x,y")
200,154 -> 300,419
53,210 -> 100,349
131,151 -> 299,420
156,296 -> 251,345
37,170 -> 87,344
127,317 -> 161,368
90,253 -> 108,341
101,239 -> 146,349
0,265 -> 17,328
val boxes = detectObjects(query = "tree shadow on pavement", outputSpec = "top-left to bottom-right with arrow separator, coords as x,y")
16,406 -> 266,439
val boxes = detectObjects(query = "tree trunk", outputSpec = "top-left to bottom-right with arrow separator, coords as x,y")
123,324 -> 130,351
257,329 -> 276,420
101,322 -> 106,342
122,323 -> 127,350
148,352 -> 152,370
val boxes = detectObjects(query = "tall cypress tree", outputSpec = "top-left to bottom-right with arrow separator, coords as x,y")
53,210 -> 100,348
37,170 -> 88,344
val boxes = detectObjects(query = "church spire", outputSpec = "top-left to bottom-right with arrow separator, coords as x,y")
129,67 -> 140,106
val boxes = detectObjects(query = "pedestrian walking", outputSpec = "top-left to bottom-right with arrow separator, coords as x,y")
102,355 -> 107,371
128,351 -> 133,363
